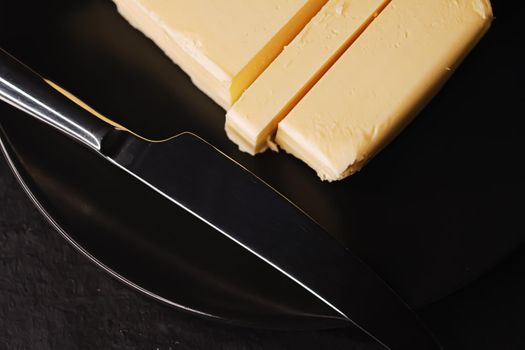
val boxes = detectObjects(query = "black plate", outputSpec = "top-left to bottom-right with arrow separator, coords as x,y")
0,0 -> 523,323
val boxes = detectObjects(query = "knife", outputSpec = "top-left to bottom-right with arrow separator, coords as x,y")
0,48 -> 440,350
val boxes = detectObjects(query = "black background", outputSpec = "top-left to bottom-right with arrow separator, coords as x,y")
1,0 -> 525,349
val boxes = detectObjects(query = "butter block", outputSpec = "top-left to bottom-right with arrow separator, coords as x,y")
276,0 -> 493,181
225,0 -> 390,155
113,0 -> 327,108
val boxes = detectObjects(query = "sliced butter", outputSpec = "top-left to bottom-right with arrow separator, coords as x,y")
276,0 -> 493,181
225,0 -> 390,155
113,0 -> 327,109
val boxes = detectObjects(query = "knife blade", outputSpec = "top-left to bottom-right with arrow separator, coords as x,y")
0,48 -> 441,350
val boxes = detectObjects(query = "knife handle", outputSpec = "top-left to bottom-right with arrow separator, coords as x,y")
0,48 -> 114,151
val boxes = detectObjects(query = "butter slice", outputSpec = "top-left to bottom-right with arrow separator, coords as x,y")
113,0 -> 327,108
225,0 -> 390,155
276,0 -> 493,181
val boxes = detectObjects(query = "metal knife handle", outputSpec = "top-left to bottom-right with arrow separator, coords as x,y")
0,48 -> 113,151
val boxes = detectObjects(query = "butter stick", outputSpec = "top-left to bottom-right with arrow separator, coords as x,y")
276,0 -> 493,181
225,0 -> 390,154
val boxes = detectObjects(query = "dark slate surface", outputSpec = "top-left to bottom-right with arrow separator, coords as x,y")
1,157 -> 525,350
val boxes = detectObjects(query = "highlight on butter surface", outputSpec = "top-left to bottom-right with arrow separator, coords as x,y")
114,0 -> 493,181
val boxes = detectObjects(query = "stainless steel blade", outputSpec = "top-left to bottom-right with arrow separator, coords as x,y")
103,131 -> 441,350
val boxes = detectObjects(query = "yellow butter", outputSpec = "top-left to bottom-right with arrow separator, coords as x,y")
276,0 -> 493,181
225,0 -> 390,155
113,0 -> 327,108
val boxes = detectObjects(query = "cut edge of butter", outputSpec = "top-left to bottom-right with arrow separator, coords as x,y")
276,122 -> 343,181
225,0 -> 391,155
228,0 -> 329,104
